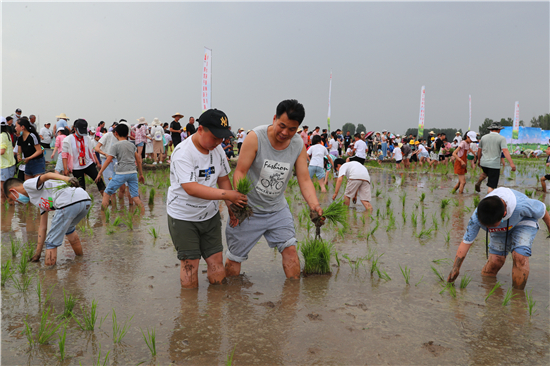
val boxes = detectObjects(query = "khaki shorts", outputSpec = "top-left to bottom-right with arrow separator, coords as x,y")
344,179 -> 371,202
153,140 -> 164,155
167,212 -> 223,260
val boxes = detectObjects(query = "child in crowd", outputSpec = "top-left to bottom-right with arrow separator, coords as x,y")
307,135 -> 333,193
392,142 -> 402,169
96,123 -> 145,213
332,158 -> 372,211
376,148 -> 384,165
4,173 -> 90,265
166,109 -> 246,289
52,127 -> 68,174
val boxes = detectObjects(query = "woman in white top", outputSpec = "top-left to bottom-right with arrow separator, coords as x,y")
328,131 -> 339,157
307,135 -> 333,193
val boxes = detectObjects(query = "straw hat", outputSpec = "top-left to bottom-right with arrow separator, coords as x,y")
297,128 -> 303,133
172,113 -> 184,118
238,127 -> 244,131
152,117 -> 161,126
429,131 -> 435,134
56,113 -> 69,120
136,117 -> 147,124
398,143 -> 403,148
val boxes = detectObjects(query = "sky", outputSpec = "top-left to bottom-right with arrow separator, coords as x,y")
2,1 -> 549,134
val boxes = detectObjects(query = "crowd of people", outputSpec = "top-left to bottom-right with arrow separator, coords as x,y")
1,103 -> 549,292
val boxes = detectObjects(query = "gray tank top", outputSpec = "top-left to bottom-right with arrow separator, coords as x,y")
247,125 -> 303,213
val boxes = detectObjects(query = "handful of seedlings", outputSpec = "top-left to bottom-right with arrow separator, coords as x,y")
310,199 -> 348,239
230,176 -> 254,225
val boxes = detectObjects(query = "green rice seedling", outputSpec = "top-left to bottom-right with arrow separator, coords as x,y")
85,176 -> 94,187
299,238 -> 333,275
22,315 -> 34,346
58,288 -> 77,319
235,176 -> 252,195
45,283 -> 56,304
415,275 -> 424,286
122,215 -> 134,230
285,196 -> 292,208
12,275 -> 32,292
87,343 -> 110,366
104,208 -> 111,223
112,308 -> 133,343
87,201 -> 94,219
459,274 -> 472,289
1,260 -> 12,287
334,251 -> 340,267
401,210 -> 407,223
313,181 -> 321,191
18,254 -> 29,275
420,192 -> 426,202
463,207 -> 471,213
432,258 -> 451,265
414,202 -> 419,210
473,196 -> 480,208
400,192 -> 407,207
342,253 -> 353,270
376,208 -> 380,217
360,215 -> 366,226
148,188 -> 156,205
444,231 -> 451,243
416,228 -> 433,239
411,212 -> 417,227
226,345 -> 236,366
37,307 -> 65,345
440,198 -> 450,209
485,281 -> 502,302
58,325 -> 67,361
380,269 -> 391,281
353,210 -> 357,220
141,327 -> 157,357
370,253 -> 384,276
525,290 -> 536,316
386,197 -> 392,208
502,287 -> 518,306
10,236 -> 21,257
369,220 -> 379,237
524,189 -> 533,198
306,220 -> 312,237
322,200 -> 349,229
3,200 -> 9,211
439,282 -> 457,298
452,199 -> 459,207
386,215 -> 395,232
148,227 -> 159,239
113,217 -> 121,226
420,210 -> 426,226
72,299 -> 99,331
431,214 -> 438,230
430,266 -> 445,282
399,264 -> 410,285
375,188 -> 382,197
287,178 -> 298,189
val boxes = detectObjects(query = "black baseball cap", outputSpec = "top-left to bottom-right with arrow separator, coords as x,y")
74,119 -> 88,134
198,109 -> 233,139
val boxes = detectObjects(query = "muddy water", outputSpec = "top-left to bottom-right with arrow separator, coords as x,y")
2,166 -> 549,365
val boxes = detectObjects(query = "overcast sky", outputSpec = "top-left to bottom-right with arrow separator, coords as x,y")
2,1 -> 549,133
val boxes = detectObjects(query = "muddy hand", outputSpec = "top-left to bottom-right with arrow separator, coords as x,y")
447,269 -> 459,283
332,193 -> 337,200
31,252 -> 41,262
68,177 -> 80,187
94,175 -> 101,183
139,174 -> 145,184
227,191 -> 247,208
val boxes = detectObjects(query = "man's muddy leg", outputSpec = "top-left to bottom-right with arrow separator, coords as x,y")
481,254 -> 506,277
281,246 -> 300,279
66,231 -> 83,256
180,259 -> 200,289
224,258 -> 241,277
205,252 -> 225,285
511,251 -> 529,290
45,248 -> 58,266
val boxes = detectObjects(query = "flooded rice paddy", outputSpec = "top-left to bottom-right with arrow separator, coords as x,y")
2,160 -> 549,365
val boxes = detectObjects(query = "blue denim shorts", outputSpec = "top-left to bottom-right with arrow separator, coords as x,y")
105,173 -> 139,197
45,201 -> 91,250
489,224 -> 538,257
54,156 -> 65,173
0,165 -> 16,181
24,155 -> 46,176
136,142 -> 145,147
308,165 -> 325,179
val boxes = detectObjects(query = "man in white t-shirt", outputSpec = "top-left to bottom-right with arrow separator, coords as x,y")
307,135 -> 333,193
332,158 -> 372,211
236,128 -> 246,155
346,133 -> 367,165
392,142 -> 403,169
4,173 -> 90,266
167,109 -> 247,289
39,123 -> 53,150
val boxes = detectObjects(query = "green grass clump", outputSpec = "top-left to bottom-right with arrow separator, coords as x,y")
12,275 -> 32,292
430,266 -> 445,282
1,260 -> 13,287
440,198 -> 450,209
485,281 -> 502,302
399,264 -> 410,285
420,192 -> 426,202
72,299 -> 100,331
10,236 -> 21,257
58,325 -> 67,361
299,238 -> 333,275
58,288 -> 77,319
473,196 -> 480,208
322,200 -> 349,228
141,327 -> 157,357
148,227 -> 159,239
459,274 -> 472,289
148,188 -> 156,205
502,287 -> 518,306
524,189 -> 533,198
226,345 -> 237,366
112,309 -> 133,343
38,307 -> 65,344
525,290 -> 536,316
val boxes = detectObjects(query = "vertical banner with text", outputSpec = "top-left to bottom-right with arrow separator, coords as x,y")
468,95 -> 472,131
327,71 -> 332,132
202,47 -> 212,112
512,101 -> 520,140
418,86 -> 426,138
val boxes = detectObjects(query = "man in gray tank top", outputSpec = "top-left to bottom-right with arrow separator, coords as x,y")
225,100 -> 324,279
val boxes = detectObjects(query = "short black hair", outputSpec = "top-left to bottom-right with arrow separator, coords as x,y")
477,196 -> 505,226
312,135 -> 322,145
334,158 -> 345,170
3,177 -> 23,198
394,142 -> 399,146
354,133 -> 361,139
6,116 -> 12,122
115,123 -> 129,137
275,99 -> 305,124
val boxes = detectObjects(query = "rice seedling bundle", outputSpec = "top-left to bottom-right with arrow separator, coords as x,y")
312,199 -> 348,238
299,238 -> 333,275
430,266 -> 445,282
141,327 -> 157,357
148,187 -> 156,205
230,176 -> 254,224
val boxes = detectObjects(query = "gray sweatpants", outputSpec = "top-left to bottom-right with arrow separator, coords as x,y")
225,206 -> 297,262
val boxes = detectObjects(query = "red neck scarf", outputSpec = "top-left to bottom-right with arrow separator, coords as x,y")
75,134 -> 86,165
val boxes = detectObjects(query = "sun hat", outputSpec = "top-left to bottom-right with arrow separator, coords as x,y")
361,131 -> 365,135
488,122 -> 504,130
238,127 -> 244,131
409,139 -> 415,144
152,117 -> 161,126
197,108 -> 233,139
56,113 -> 69,120
0,116 -> 7,126
467,131 -> 477,142
415,141 -> 420,145
297,128 -> 303,133
398,143 -> 403,148
57,126 -> 65,132
172,113 -> 184,118
136,117 -> 147,124
429,131 -> 434,134
44,122 -> 51,126
455,131 -> 461,135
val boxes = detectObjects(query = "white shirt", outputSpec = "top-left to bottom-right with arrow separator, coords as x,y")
97,132 -> 118,158
167,137 -> 230,222
418,144 -> 428,154
393,147 -> 403,161
307,144 -> 328,168
152,126 -> 164,141
338,161 -> 370,181
164,133 -> 171,145
237,132 -> 246,143
24,177 -> 90,214
329,138 -> 338,152
62,134 -> 93,170
354,139 -> 367,159
455,136 -> 462,144
39,127 -> 53,144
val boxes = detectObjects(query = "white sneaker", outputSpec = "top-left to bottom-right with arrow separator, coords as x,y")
152,162 -> 157,165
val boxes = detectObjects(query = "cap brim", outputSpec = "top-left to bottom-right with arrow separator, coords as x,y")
209,127 -> 234,139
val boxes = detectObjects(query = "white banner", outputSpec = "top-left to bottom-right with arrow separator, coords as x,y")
327,71 -> 332,131
202,47 -> 212,111
418,86 -> 425,137
512,101 -> 520,140
468,95 -> 471,131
